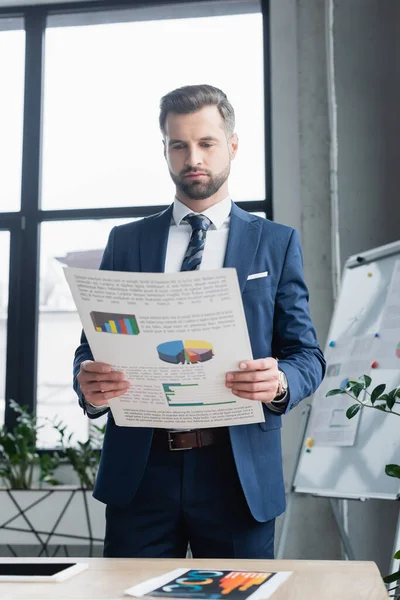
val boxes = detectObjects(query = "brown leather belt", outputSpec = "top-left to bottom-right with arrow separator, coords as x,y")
152,428 -> 229,451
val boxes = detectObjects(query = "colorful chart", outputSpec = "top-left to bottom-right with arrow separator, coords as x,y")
163,383 -> 199,406
157,340 -> 214,365
396,342 -> 400,359
90,311 -> 140,335
162,383 -> 234,407
147,569 -> 276,600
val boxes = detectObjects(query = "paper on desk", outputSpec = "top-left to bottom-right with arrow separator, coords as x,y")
64,267 -> 264,429
124,568 -> 292,600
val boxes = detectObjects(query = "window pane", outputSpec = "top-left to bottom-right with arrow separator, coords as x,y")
0,25 -> 25,212
0,232 -> 10,426
37,218 -> 134,448
41,10 -> 264,210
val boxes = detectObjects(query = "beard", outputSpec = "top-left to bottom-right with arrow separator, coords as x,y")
169,163 -> 230,201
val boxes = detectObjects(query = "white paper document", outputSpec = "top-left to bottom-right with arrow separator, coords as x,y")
308,371 -> 364,446
64,267 -> 264,429
374,330 -> 400,369
380,259 -> 400,330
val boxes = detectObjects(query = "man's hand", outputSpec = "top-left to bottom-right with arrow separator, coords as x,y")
77,360 -> 130,407
225,358 -> 280,404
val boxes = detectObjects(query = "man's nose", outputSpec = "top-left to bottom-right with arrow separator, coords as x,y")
185,146 -> 202,168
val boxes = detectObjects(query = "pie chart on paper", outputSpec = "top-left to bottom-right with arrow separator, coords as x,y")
157,340 -> 214,364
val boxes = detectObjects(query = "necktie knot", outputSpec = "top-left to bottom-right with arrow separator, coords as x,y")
183,214 -> 211,232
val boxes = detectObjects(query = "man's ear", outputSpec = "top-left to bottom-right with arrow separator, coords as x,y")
230,133 -> 239,160
162,138 -> 166,159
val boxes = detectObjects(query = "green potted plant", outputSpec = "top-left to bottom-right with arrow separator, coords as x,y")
52,418 -> 105,489
0,400 -> 105,554
327,376 -> 400,598
0,400 -> 60,489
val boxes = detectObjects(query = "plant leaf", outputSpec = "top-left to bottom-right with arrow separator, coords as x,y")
394,550 -> 400,560
385,464 -> 400,479
326,389 -> 346,397
383,569 -> 400,584
346,404 -> 361,419
387,389 -> 397,411
358,375 -> 372,388
371,384 -> 386,404
349,383 -> 364,399
375,404 -> 387,412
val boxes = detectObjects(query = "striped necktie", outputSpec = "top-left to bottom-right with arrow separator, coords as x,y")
180,214 -> 212,271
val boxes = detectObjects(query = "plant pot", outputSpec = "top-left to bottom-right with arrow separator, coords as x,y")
0,486 -> 104,555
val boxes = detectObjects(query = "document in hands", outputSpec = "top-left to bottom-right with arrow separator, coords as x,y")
64,267 -> 265,429
124,568 -> 292,600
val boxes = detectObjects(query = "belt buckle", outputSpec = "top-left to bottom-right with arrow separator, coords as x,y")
167,430 -> 193,451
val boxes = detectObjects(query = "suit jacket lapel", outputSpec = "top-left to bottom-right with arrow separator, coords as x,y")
139,204 -> 173,273
224,203 -> 263,292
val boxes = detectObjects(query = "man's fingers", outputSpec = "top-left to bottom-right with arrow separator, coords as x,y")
81,360 -> 113,374
237,358 -> 277,371
85,387 -> 129,405
227,381 -> 275,393
83,381 -> 130,395
79,361 -> 126,386
226,370 -> 277,384
79,371 -> 126,384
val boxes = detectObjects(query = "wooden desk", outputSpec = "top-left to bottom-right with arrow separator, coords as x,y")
0,557 -> 388,600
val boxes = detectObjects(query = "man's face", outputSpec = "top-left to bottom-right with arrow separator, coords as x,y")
163,105 -> 238,201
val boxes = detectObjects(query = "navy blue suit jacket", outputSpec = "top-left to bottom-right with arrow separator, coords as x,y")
73,202 -> 325,522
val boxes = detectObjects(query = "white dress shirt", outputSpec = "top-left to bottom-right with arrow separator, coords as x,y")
164,195 -> 231,273
85,195 -> 287,415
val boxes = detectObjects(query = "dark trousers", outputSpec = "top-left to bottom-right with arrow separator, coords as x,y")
104,438 -> 275,558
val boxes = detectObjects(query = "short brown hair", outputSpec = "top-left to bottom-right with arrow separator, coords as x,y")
159,84 -> 235,138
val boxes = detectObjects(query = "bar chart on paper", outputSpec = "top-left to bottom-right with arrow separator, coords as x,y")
157,340 -> 214,365
162,383 -> 235,407
90,311 -> 140,335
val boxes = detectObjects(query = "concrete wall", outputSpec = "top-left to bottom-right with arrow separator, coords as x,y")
271,0 -> 400,574
335,0 -> 400,266
333,0 -> 400,573
270,0 -> 340,560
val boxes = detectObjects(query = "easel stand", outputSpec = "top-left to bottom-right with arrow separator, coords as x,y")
276,404 -> 400,578
276,404 -> 311,559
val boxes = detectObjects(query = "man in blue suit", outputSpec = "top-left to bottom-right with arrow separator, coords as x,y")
73,84 -> 325,559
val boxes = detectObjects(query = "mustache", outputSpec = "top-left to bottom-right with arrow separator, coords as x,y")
181,168 -> 210,176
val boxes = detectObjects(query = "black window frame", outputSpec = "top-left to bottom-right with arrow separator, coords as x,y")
0,0 -> 272,435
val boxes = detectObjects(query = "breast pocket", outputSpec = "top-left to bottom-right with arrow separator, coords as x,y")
243,276 -> 273,294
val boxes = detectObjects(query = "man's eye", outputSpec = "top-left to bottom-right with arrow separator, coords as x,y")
172,145 -> 184,150
201,143 -> 212,148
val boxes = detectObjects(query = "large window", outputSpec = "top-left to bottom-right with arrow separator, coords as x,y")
0,232 -> 10,426
0,25 -> 25,212
41,11 -> 265,210
0,0 -> 271,447
37,218 -> 133,447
